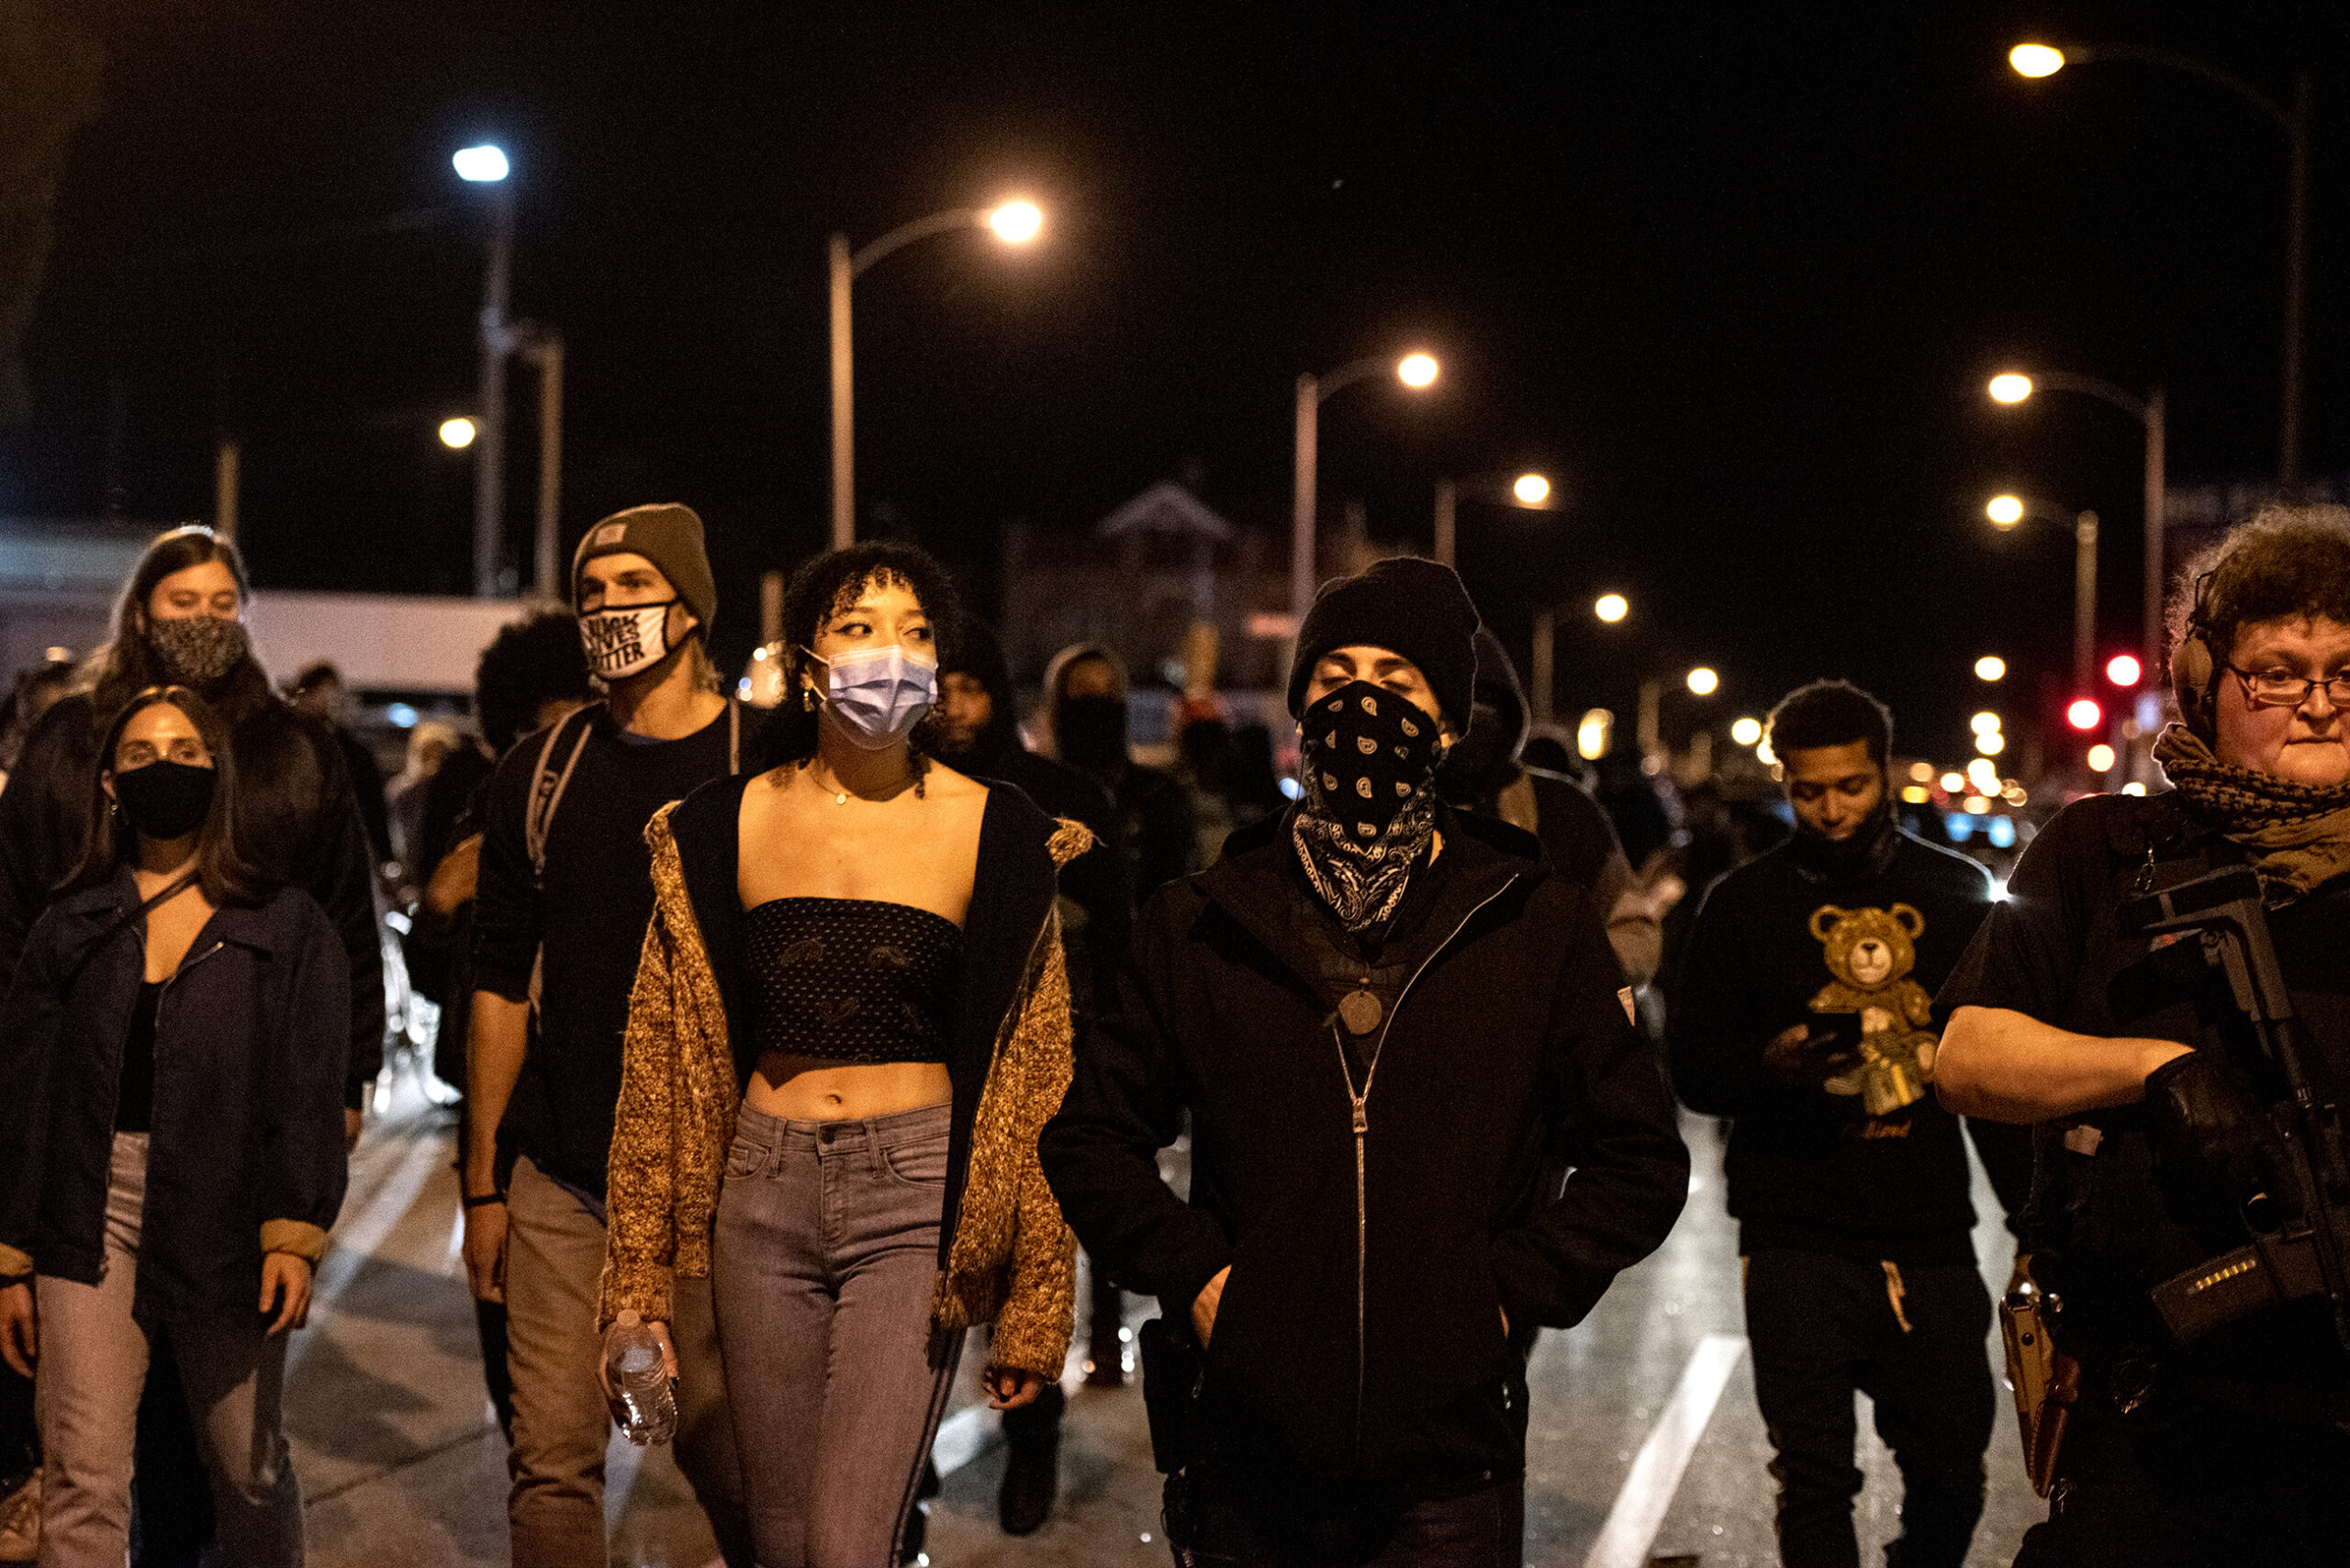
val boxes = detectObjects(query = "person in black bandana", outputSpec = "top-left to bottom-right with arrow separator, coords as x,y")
1042,556 -> 1688,1567
1667,678 -> 2029,1568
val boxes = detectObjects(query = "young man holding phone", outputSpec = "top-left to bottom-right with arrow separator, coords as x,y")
1666,679 -> 2029,1568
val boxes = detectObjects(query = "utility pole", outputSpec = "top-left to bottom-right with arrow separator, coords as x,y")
473,180 -> 515,597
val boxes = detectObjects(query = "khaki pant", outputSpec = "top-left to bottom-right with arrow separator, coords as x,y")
502,1154 -> 750,1568
35,1133 -> 301,1568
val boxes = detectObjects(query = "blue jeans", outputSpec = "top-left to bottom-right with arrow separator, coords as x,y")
711,1101 -> 962,1567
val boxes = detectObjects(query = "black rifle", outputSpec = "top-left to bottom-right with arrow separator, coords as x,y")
2121,866 -> 2350,1350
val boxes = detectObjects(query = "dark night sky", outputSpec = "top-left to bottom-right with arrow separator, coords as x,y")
8,1 -> 2346,762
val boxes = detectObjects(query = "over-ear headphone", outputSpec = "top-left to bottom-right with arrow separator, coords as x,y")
2167,569 -> 2220,739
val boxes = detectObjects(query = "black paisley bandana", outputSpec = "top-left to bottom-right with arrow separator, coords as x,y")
1292,680 -> 1442,930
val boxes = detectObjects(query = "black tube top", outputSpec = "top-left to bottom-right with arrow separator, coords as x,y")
743,897 -> 962,1065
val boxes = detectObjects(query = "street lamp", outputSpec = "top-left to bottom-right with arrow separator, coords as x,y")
1290,353 -> 1439,621
1431,468 -> 1552,568
1686,666 -> 1719,697
1594,593 -> 1628,623
454,144 -> 514,598
1975,655 -> 2007,681
1986,371 -> 2165,671
2009,40 -> 2311,495
1528,586 -> 1627,726
1977,490 -> 2101,690
829,199 -> 1045,549
439,417 -> 477,449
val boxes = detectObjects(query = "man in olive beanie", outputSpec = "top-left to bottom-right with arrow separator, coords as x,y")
570,501 -> 719,634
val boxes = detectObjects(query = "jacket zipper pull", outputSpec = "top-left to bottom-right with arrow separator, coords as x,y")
1350,1099 -> 1369,1135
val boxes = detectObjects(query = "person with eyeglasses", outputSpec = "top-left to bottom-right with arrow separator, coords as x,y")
1938,504 -> 2350,1564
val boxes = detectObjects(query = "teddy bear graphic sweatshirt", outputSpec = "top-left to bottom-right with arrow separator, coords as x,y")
1666,829 -> 2031,1263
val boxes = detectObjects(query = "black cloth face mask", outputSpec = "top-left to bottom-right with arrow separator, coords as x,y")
1293,680 -> 1444,930
1057,695 -> 1131,778
1786,788 -> 1897,883
113,760 -> 216,841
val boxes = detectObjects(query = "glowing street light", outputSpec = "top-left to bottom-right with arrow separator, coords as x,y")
2066,698 -> 2104,732
1730,716 -> 1763,746
2009,43 -> 2066,78
1576,708 -> 1614,761
439,417 -> 477,449
1976,731 -> 2007,756
1594,593 -> 1628,623
1975,655 -> 2007,681
1986,372 -> 2166,674
1686,666 -> 1719,697
986,200 -> 1044,243
830,196 -> 1051,547
1512,472 -> 1550,506
1986,494 -> 2025,529
452,144 -> 509,183
2106,653 -> 2143,687
2087,743 -> 2118,772
1971,711 -> 2002,735
1292,354 -> 1438,620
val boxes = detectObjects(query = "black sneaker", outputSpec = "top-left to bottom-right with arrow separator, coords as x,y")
997,1382 -> 1065,1536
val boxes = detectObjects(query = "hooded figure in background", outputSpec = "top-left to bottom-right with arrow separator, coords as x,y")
934,617 -> 1135,1534
1039,643 -> 1199,901
1437,628 -> 1664,989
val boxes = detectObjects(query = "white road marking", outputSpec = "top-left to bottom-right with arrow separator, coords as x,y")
1582,1333 -> 1746,1568
290,1122 -> 446,1374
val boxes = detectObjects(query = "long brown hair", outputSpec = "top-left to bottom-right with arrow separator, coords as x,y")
69,686 -> 272,906
86,526 -> 270,728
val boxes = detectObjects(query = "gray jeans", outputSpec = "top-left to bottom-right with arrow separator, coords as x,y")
711,1100 -> 964,1568
34,1132 -> 301,1568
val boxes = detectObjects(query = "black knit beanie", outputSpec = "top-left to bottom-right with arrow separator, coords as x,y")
1285,556 -> 1481,730
572,503 -> 719,632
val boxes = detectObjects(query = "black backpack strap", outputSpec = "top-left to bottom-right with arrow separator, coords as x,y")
524,705 -> 598,881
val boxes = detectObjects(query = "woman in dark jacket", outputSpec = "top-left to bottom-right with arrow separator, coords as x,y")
0,685 -> 350,1568
0,525 -> 383,1137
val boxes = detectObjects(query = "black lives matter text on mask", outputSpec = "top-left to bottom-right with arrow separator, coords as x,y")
582,604 -> 667,677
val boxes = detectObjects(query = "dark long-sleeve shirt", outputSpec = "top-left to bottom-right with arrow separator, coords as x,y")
1666,829 -> 2029,1262
470,702 -> 749,1199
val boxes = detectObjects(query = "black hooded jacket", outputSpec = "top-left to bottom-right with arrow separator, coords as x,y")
940,621 -> 1131,1027
0,673 -> 385,1106
1040,808 -> 1688,1494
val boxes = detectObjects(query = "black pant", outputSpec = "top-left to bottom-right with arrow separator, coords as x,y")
1185,1473 -> 1522,1568
2014,1398 -> 2350,1567
1743,1249 -> 1993,1568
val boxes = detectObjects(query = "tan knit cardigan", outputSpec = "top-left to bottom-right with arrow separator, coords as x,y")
596,801 -> 1084,1377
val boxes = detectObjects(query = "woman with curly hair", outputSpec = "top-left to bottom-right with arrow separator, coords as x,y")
599,541 -> 1086,1564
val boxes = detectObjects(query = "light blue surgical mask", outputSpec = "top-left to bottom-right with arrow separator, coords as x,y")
804,644 -> 938,750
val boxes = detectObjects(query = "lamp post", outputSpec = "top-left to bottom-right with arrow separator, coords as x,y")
828,200 -> 1043,549
453,144 -> 514,598
1984,491 -> 2100,689
1528,591 -> 1628,728
1987,371 -> 2165,671
1291,353 -> 1438,621
2009,42 -> 2311,496
1430,470 -> 1552,569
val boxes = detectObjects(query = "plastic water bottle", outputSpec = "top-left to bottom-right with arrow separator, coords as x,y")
604,1311 -> 677,1446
